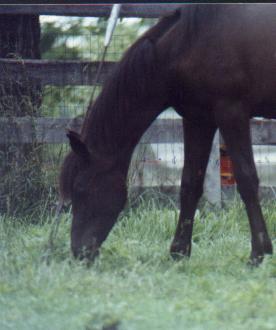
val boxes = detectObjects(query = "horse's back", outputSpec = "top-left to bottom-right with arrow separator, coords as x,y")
160,4 -> 276,119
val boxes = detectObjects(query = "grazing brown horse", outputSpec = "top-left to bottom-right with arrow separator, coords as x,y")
60,4 -> 275,265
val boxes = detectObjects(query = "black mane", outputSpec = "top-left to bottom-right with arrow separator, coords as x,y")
80,7 -> 182,154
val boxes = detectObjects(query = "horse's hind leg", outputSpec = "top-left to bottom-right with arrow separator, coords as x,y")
215,100 -> 273,265
170,119 -> 216,259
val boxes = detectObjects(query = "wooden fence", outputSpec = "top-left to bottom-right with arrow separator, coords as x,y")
0,4 -> 180,18
0,4 -> 276,205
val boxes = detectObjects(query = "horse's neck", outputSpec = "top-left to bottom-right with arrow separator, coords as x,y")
83,94 -> 165,172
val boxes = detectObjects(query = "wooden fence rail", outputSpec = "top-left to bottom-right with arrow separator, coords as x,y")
0,4 -> 180,18
0,59 -> 115,86
0,58 -> 276,145
0,117 -> 275,145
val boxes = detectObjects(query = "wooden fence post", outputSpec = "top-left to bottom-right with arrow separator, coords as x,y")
0,14 -> 42,215
204,130 -> 221,206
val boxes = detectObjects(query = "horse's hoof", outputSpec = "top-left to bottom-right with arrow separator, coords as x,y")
170,251 -> 189,261
72,246 -> 99,265
247,254 -> 264,267
170,242 -> 190,261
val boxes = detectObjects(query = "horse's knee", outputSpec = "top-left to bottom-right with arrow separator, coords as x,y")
180,173 -> 204,202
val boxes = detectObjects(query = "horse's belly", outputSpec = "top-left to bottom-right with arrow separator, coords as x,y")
253,103 -> 276,119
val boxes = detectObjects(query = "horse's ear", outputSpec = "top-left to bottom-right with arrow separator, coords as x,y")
66,130 -> 90,162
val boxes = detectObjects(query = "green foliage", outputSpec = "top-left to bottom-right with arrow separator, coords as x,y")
41,18 -> 105,60
38,16 -> 153,120
1,202 -> 275,329
40,17 -> 155,118
40,17 -> 151,61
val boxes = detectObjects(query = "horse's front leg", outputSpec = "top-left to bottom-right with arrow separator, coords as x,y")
214,100 -> 273,265
170,119 -> 217,259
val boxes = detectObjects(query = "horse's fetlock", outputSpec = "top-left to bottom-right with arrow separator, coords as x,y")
251,232 -> 273,261
257,231 -> 273,253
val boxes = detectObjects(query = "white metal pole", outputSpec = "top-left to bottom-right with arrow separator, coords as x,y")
104,4 -> 122,48
88,4 -> 121,107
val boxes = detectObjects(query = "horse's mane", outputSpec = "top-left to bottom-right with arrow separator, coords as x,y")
80,7 -> 182,150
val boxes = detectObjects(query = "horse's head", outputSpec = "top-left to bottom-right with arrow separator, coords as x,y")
59,130 -> 127,261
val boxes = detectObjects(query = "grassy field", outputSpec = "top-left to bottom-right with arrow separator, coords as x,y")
0,200 -> 276,330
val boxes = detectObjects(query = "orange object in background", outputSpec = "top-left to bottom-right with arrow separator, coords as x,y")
220,144 -> 236,185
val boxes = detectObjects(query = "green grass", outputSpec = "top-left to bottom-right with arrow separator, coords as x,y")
0,200 -> 276,330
